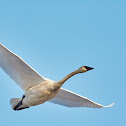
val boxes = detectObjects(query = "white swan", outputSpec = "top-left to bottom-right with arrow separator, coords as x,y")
0,44 -> 114,110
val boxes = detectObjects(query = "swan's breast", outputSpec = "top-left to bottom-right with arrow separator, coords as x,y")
23,80 -> 60,106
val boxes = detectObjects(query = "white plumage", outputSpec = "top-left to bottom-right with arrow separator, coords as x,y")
0,44 -> 114,110
49,88 -> 114,108
0,44 -> 44,91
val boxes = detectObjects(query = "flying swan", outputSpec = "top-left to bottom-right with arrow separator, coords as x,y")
0,44 -> 114,110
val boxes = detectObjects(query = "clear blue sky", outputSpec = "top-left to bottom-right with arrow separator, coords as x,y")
0,0 -> 125,126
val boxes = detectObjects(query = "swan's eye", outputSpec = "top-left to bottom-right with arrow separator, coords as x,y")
83,66 -> 87,68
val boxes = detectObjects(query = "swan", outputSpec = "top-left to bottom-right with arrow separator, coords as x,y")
0,44 -> 114,111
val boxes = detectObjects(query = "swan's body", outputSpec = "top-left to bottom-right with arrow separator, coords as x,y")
22,79 -> 59,106
0,44 -> 114,110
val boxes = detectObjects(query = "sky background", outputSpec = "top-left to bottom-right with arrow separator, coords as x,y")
0,0 -> 126,126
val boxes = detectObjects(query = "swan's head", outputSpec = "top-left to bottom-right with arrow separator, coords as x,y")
58,66 -> 94,85
78,66 -> 94,73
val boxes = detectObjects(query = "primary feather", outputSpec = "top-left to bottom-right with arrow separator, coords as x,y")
0,44 -> 45,91
49,88 -> 114,108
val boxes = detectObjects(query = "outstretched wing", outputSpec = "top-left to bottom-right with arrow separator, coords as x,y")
0,44 -> 45,91
49,88 -> 114,108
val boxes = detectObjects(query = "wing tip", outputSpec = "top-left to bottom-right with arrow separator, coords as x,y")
103,103 -> 115,108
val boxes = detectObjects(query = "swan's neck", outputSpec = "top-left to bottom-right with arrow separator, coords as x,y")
58,70 -> 79,85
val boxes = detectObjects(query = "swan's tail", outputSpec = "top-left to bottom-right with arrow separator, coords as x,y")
10,98 -> 29,111
10,98 -> 22,109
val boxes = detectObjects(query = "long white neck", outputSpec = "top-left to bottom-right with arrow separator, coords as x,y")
58,70 -> 79,85
58,67 -> 87,86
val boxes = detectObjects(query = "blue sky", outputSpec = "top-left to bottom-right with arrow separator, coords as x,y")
0,0 -> 125,126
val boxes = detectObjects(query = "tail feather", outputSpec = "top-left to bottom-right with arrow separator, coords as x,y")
10,98 -> 22,109
10,98 -> 29,111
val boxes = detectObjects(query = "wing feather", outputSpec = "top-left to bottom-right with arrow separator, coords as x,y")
0,44 -> 45,91
49,88 -> 114,108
